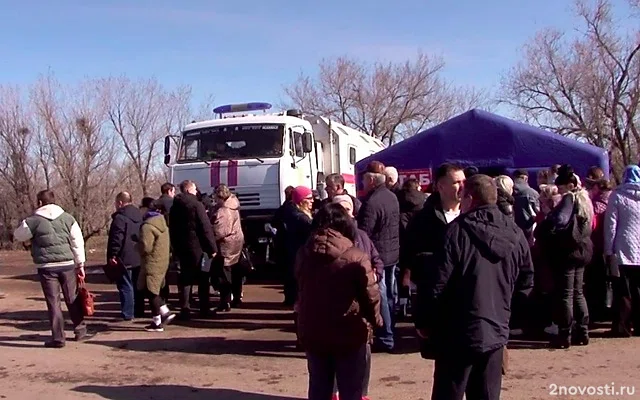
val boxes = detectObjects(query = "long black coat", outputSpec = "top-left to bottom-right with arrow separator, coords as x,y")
169,193 -> 217,280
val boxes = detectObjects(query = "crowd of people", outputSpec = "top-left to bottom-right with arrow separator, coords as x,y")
11,180 -> 248,339
6,158 -> 640,400
270,161 -> 640,400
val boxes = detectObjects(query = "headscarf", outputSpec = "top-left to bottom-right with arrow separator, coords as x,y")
623,165 -> 640,184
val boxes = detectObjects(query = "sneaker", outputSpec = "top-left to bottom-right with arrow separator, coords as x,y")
178,310 -> 191,321
75,331 -> 98,342
44,341 -> 65,348
550,336 -> 570,349
215,303 -> 231,313
144,323 -> 164,332
161,312 -> 176,326
571,336 -> 589,346
231,298 -> 243,308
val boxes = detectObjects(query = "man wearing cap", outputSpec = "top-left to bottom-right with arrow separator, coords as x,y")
358,161 -> 400,352
512,169 -> 540,243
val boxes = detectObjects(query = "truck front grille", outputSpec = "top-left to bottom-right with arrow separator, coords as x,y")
234,192 -> 260,207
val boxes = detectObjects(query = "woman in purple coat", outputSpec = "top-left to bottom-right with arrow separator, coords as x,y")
332,194 -> 383,400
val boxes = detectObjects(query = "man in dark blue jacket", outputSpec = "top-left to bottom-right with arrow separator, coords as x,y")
107,192 -> 144,320
417,175 -> 533,400
358,161 -> 400,352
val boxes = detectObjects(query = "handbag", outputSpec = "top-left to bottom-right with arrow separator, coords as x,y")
102,257 -> 126,283
238,247 -> 255,274
77,277 -> 95,317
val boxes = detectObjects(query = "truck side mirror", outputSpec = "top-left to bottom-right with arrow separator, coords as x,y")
164,136 -> 171,156
302,132 -> 313,153
164,154 -> 171,165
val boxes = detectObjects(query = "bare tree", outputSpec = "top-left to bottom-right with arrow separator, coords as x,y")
500,0 -> 639,180
0,85 -> 39,245
31,74 -> 119,241
101,77 -> 194,196
283,53 -> 490,144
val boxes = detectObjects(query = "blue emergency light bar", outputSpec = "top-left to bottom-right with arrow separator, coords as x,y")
213,102 -> 272,115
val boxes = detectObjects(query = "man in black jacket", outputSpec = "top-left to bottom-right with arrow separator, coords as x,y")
358,161 -> 400,352
158,182 -> 175,216
404,163 -> 465,291
107,192 -> 145,320
169,180 -> 218,319
417,175 -> 533,400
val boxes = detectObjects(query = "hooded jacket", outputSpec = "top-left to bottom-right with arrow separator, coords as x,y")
295,228 -> 382,353
211,195 -> 245,266
13,204 -> 85,268
107,204 -> 143,268
416,205 -> 533,355
604,182 -> 640,266
136,212 -> 170,294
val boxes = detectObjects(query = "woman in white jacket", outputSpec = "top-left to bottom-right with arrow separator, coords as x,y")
604,165 -> 640,337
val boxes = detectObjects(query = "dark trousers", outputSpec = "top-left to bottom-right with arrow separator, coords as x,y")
431,346 -> 504,400
159,283 -> 170,303
585,255 -> 609,322
217,263 -> 244,305
612,266 -> 640,336
38,267 -> 86,344
306,344 -> 368,400
553,262 -> 589,339
178,269 -> 211,313
145,289 -> 166,316
115,266 -> 145,319
332,344 -> 371,396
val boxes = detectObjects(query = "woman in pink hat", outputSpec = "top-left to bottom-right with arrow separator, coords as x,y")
281,186 -> 314,306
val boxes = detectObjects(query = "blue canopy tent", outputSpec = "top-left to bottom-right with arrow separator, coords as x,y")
356,109 -> 609,183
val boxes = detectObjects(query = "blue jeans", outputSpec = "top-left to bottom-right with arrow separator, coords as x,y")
116,266 -> 145,320
375,266 -> 396,349
385,265 -> 399,317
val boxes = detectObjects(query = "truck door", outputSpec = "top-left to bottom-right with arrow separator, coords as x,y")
289,127 -> 315,189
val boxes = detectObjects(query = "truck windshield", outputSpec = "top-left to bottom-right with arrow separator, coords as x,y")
177,124 -> 284,162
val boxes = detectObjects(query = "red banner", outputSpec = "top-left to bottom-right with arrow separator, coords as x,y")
398,169 -> 432,189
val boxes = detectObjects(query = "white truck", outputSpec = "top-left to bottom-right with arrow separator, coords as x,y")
163,102 -> 385,266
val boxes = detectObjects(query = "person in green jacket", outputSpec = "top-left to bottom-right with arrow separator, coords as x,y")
137,201 -> 175,332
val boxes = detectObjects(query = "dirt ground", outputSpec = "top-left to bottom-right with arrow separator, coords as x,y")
0,250 -> 639,400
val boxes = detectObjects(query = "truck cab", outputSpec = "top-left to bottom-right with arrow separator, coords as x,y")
164,102 -> 384,266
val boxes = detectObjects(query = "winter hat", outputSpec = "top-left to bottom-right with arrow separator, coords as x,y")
623,165 -> 640,184
292,186 -> 313,205
332,194 -> 354,216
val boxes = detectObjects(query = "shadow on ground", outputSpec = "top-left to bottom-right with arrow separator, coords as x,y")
89,335 -> 304,359
72,384 -> 301,400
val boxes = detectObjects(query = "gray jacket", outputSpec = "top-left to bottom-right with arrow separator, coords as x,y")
604,183 -> 640,266
513,181 -> 540,236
